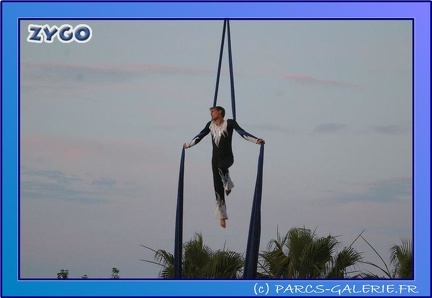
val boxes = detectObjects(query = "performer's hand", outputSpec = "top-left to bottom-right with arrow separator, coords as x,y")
257,138 -> 265,145
183,143 -> 189,149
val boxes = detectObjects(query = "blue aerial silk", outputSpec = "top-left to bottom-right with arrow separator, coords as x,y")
174,20 -> 264,279
174,148 -> 185,278
243,144 -> 264,278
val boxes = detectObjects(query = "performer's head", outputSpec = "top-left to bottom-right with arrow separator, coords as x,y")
210,106 -> 225,120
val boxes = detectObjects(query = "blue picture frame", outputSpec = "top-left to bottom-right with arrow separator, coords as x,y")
1,1 -> 430,297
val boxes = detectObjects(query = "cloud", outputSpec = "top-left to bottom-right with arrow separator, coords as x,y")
329,177 -> 412,204
369,125 -> 410,135
245,123 -> 294,134
280,72 -> 357,88
21,168 -> 82,185
21,181 -> 105,204
21,134 -> 96,162
20,133 -> 179,197
20,61 -> 217,98
313,123 -> 347,134
91,178 -> 116,187
21,169 -> 107,204
21,61 -> 214,85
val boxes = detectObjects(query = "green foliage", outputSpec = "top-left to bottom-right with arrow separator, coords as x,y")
56,228 -> 412,279
111,267 -> 120,279
357,235 -> 412,279
142,229 -> 412,279
258,227 -> 362,279
390,238 -> 412,278
56,267 -> 119,279
141,233 -> 244,278
57,269 -> 69,279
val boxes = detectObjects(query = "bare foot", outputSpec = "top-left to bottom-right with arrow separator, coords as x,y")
225,189 -> 231,196
220,219 -> 226,228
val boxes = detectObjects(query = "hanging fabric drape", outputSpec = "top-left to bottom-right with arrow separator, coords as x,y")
243,144 -> 264,278
213,20 -> 236,120
174,148 -> 185,278
212,20 -> 226,109
174,19 -> 264,279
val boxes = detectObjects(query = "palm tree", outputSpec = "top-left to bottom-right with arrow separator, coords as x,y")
182,233 -> 213,277
207,250 -> 244,278
390,238 -> 412,278
142,233 -> 244,278
258,227 -> 362,278
358,236 -> 412,278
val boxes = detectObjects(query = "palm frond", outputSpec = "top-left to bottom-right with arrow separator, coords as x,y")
360,235 -> 392,277
389,238 -> 412,278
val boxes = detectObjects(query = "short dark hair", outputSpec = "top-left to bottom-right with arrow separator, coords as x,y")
210,106 -> 225,118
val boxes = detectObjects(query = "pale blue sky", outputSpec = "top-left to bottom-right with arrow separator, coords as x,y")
20,20 -> 412,278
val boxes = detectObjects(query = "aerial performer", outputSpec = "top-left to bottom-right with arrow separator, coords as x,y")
183,106 -> 265,229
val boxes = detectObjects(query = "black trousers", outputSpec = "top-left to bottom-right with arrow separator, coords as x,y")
212,155 -> 234,219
